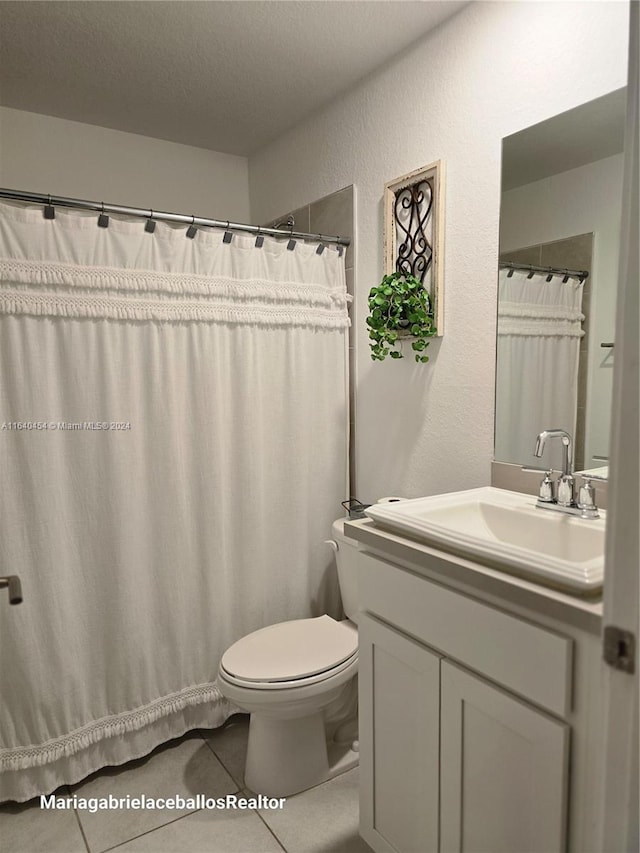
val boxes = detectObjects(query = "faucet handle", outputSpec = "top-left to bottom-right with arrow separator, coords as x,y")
539,470 -> 556,503
577,478 -> 596,510
576,475 -> 602,517
522,466 -> 555,502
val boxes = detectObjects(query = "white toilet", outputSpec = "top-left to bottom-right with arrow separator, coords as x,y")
217,518 -> 360,797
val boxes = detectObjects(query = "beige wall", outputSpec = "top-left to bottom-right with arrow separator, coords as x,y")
0,107 -> 250,222
249,1 -> 629,502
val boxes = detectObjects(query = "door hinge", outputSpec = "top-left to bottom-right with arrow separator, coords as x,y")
603,625 -> 636,673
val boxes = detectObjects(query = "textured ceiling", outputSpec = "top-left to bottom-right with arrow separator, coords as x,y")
0,0 -> 468,156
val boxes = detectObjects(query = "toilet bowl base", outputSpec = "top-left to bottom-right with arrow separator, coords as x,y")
245,712 -> 358,798
326,738 -> 359,779
332,716 -> 359,746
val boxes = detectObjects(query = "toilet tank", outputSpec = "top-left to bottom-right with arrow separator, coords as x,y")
331,519 -> 360,624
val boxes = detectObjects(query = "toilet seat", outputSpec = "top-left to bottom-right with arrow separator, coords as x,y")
220,615 -> 358,690
220,651 -> 358,690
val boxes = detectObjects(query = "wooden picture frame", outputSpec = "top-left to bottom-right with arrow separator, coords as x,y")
384,160 -> 445,336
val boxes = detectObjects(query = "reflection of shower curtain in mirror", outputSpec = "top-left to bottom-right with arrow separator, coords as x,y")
495,269 -> 584,468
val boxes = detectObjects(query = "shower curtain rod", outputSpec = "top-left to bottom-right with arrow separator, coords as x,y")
0,188 -> 351,248
500,261 -> 589,282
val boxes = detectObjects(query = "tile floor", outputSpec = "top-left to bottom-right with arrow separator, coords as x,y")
0,715 -> 372,853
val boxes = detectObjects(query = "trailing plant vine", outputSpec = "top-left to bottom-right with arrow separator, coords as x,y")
367,272 -> 436,362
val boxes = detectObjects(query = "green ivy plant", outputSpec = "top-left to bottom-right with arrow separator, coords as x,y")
367,272 -> 436,363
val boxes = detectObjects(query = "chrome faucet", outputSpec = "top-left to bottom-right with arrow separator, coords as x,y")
524,429 -> 602,519
535,429 -> 575,506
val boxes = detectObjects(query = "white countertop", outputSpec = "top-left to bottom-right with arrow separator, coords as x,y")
346,518 -> 603,635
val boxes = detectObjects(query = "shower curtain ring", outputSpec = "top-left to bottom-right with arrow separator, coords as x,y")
98,201 -> 109,229
186,215 -> 198,239
145,209 -> 156,233
44,194 -> 55,219
255,226 -> 264,248
286,219 -> 296,251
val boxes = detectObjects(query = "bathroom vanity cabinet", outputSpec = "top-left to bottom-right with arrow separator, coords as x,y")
348,521 -> 604,853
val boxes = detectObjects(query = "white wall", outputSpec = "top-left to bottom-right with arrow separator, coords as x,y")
0,107 -> 250,222
249,1 -> 629,501
501,154 -> 624,467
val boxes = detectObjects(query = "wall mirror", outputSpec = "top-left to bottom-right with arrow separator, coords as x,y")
494,88 -> 626,474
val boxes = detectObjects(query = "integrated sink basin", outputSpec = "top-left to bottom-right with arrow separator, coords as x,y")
364,487 -> 605,594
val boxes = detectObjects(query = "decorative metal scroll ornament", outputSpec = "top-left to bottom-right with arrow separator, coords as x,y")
393,179 -> 433,283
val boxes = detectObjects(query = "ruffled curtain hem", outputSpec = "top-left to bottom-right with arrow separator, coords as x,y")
0,687 -> 236,803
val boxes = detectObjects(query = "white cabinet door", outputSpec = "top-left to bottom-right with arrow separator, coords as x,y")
359,613 -> 441,853
440,661 -> 569,853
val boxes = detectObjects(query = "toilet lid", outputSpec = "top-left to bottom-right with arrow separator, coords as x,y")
220,615 -> 358,683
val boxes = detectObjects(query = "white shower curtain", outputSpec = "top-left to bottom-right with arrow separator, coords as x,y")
495,268 -> 584,468
0,202 -> 349,802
